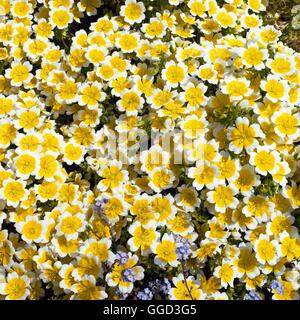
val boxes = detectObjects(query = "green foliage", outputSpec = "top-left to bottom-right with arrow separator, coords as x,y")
268,0 -> 300,51
255,174 -> 279,197
214,104 -> 251,128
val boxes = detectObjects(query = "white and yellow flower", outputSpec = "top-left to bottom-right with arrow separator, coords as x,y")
162,61 -> 188,88
271,108 -> 300,141
97,160 -> 129,192
71,275 -> 107,300
213,8 -> 236,29
117,89 -> 144,116
120,0 -> 146,24
149,167 -> 175,193
266,53 -> 296,77
254,234 -> 280,265
260,75 -> 289,102
56,212 -> 87,240
240,44 -> 268,70
213,260 -> 237,288
207,185 -> 239,213
5,61 -> 33,87
188,161 -> 219,190
221,76 -> 253,101
49,7 -> 74,29
0,272 -> 30,300
116,32 -> 140,53
233,243 -> 260,279
16,216 -> 48,244
128,221 -> 158,255
232,164 -> 260,196
249,146 -> 281,176
0,178 -> 28,208
151,233 -> 179,267
228,117 -> 265,154
181,114 -> 208,139
14,152 -> 38,179
63,141 -> 86,165
170,273 -> 204,300
175,185 -> 200,212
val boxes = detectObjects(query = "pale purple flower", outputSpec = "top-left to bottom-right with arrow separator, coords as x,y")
115,251 -> 129,265
271,280 -> 284,295
244,291 -> 262,300
137,288 -> 153,300
122,268 -> 137,283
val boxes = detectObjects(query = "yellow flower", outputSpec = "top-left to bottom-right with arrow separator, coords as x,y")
214,9 -> 236,28
175,185 -> 200,211
170,274 -> 203,300
1,179 -> 28,207
16,216 -> 47,244
241,45 -> 267,69
53,236 -> 80,257
228,117 -> 264,154
162,61 -> 188,88
152,234 -> 179,267
56,79 -> 78,104
249,146 -> 280,176
214,262 -> 236,288
117,90 -> 144,115
98,161 -> 128,192
78,0 -> 102,16
86,45 -> 108,66
11,0 -> 32,18
188,0 -> 207,17
142,19 -> 166,39
279,231 -> 300,262
261,75 -> 289,102
36,181 -> 58,202
15,152 -> 37,179
272,109 -> 300,140
57,212 -> 86,240
222,76 -> 252,100
116,32 -> 140,53
63,142 -> 85,165
149,167 -> 174,192
37,154 -> 59,180
0,272 -> 30,300
49,8 -> 73,29
0,121 -> 17,147
128,221 -> 157,253
5,61 -> 33,87
233,244 -> 259,278
34,19 -> 53,38
80,238 -> 113,262
120,0 -> 145,24
181,115 -> 208,139
254,235 -> 279,265
0,95 -> 15,116
273,280 -> 299,300
71,276 -> 107,300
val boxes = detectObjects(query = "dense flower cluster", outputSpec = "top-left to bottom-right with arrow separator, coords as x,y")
0,0 -> 299,300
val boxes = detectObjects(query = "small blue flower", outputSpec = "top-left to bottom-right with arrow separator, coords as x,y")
161,278 -> 171,295
122,268 -> 137,283
115,288 -> 129,300
271,280 -> 284,295
93,198 -> 108,214
176,245 -> 190,260
175,235 -> 191,261
137,288 -> 153,300
115,251 -> 129,265
147,278 -> 171,296
148,279 -> 161,292
244,291 -> 262,300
